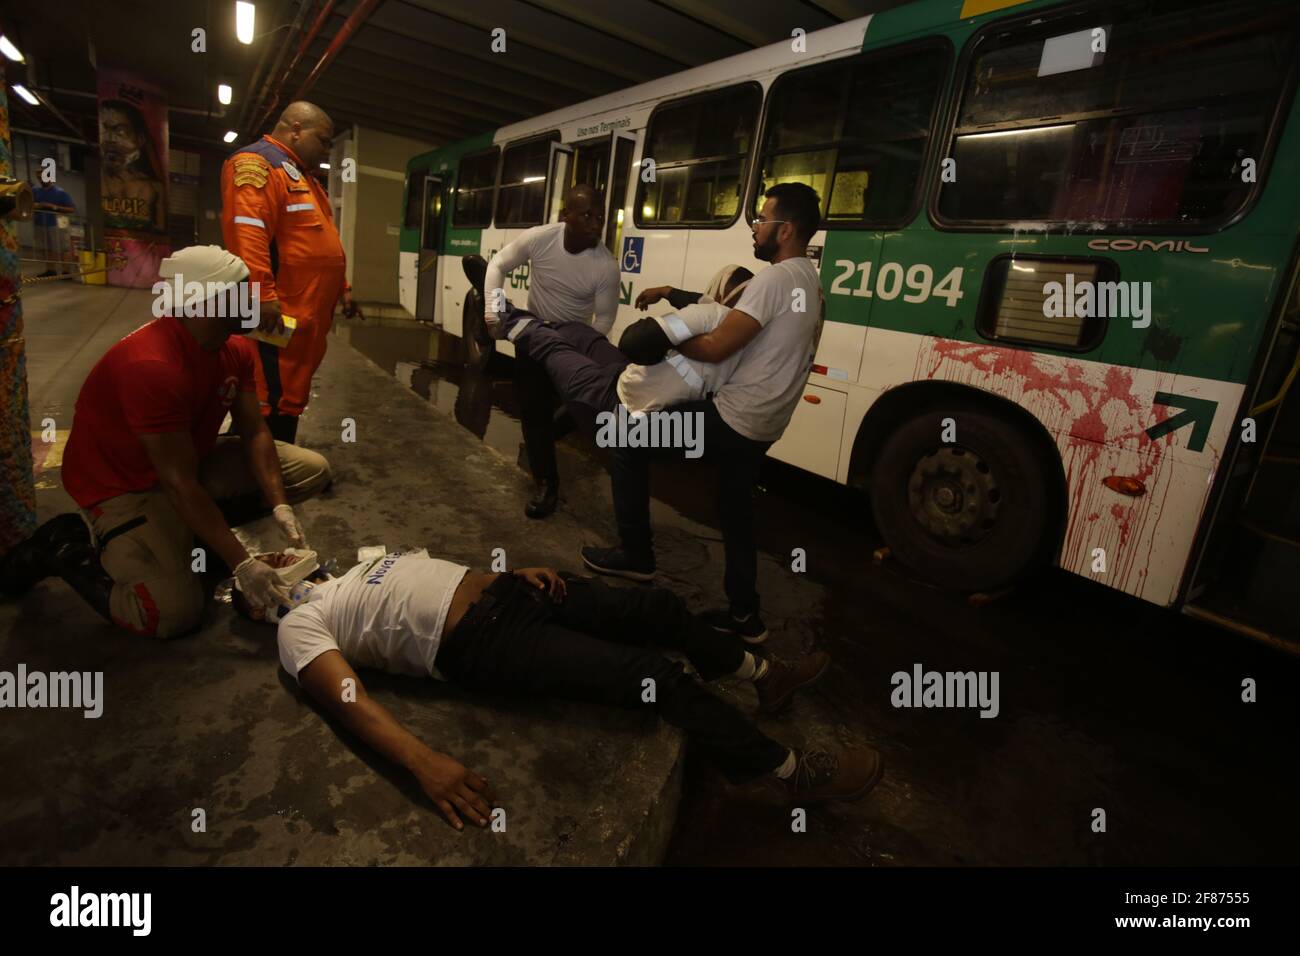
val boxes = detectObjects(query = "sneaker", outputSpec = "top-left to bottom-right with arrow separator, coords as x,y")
754,651 -> 830,715
776,747 -> 884,803
580,545 -> 655,582
702,607 -> 768,644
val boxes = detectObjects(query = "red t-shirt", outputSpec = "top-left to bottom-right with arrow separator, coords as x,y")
62,316 -> 257,508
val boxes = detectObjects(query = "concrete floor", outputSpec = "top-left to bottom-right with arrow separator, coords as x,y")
3,281 -> 1299,866
1,282 -> 685,865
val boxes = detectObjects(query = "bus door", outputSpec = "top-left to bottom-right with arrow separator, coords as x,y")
604,132 -> 637,257
544,142 -> 574,223
415,175 -> 444,323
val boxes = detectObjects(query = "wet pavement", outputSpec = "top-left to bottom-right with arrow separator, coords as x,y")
336,316 -> 1300,866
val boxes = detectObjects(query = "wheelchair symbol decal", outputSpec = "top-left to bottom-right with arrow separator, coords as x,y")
621,237 -> 644,274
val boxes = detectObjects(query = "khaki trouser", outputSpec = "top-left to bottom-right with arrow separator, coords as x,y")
81,438 -> 331,639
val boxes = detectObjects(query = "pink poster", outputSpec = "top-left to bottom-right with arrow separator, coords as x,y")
97,69 -> 170,287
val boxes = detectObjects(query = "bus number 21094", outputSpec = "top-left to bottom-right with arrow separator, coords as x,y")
828,261 -> 965,307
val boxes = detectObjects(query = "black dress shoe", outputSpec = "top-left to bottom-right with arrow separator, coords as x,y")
524,483 -> 559,519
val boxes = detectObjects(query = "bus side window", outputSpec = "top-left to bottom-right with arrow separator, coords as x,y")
497,132 -> 560,228
453,147 -> 499,229
936,0 -> 1300,227
635,83 -> 761,228
753,40 -> 948,229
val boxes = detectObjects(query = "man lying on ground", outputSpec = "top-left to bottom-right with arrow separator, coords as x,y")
234,548 -> 883,830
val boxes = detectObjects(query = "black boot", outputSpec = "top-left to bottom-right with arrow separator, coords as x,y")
462,254 -> 487,298
524,482 -> 559,520
60,553 -> 115,624
0,514 -> 92,596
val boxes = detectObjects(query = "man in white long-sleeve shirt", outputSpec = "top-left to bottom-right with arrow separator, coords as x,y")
471,185 -> 619,520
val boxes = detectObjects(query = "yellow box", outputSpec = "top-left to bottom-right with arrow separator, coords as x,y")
80,251 -> 106,285
247,314 -> 297,349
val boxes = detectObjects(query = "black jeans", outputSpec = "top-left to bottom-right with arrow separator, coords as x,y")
611,400 -> 771,614
434,574 -> 787,783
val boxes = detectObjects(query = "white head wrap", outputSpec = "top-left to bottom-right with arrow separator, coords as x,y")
158,244 -> 249,286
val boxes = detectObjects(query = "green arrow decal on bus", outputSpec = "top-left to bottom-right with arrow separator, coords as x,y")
1147,392 -> 1217,452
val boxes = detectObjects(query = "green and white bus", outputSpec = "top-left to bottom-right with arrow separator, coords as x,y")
399,0 -> 1300,648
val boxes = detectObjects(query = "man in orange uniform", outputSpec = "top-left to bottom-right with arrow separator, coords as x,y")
221,101 -> 361,444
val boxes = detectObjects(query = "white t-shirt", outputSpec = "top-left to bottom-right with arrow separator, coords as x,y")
714,256 -> 823,443
276,550 -> 469,682
484,222 -> 620,335
616,301 -> 741,414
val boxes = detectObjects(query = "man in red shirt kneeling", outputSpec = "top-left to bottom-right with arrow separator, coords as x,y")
0,245 -> 332,639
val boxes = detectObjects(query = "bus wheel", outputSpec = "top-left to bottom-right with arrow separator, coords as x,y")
462,292 -> 494,370
870,407 -> 1054,592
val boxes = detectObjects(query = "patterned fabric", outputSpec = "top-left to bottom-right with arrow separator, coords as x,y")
0,70 -> 37,554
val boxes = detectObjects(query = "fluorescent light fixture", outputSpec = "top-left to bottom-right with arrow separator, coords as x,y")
11,84 -> 39,107
223,130 -> 239,143
319,162 -> 330,170
236,2 -> 256,45
0,35 -> 24,63
218,83 -> 232,105
522,175 -> 544,183
1038,27 -> 1106,78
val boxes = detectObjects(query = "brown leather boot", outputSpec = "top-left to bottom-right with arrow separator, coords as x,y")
775,748 -> 884,803
754,650 -> 830,715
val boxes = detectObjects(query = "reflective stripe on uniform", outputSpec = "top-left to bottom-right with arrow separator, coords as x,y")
666,352 -> 705,392
234,215 -> 266,228
662,312 -> 692,344
285,203 -> 314,212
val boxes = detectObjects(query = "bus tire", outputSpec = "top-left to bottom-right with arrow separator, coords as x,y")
870,406 -> 1054,592
462,291 -> 494,369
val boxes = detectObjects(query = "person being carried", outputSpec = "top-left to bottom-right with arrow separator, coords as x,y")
234,548 -> 883,830
464,185 -> 619,520
486,264 -> 754,435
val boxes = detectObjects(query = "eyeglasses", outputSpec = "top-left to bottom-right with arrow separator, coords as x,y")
750,217 -> 788,231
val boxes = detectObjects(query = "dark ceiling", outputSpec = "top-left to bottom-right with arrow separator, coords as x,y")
3,0 -> 910,155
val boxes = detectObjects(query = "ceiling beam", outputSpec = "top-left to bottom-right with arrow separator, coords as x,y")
399,0 -> 686,79
524,0 -> 751,66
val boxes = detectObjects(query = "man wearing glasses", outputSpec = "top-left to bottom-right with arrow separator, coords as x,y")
582,183 -> 825,645
464,185 -> 620,520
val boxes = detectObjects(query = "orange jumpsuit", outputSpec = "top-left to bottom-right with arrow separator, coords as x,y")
220,135 -> 347,419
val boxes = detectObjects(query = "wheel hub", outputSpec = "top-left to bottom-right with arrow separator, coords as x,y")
906,447 -> 1000,545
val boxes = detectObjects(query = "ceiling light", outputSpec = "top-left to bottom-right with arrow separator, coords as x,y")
0,35 -> 23,63
12,84 -> 39,107
218,83 -> 232,106
236,2 -> 256,45
223,130 -> 239,143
